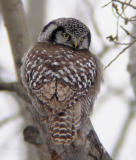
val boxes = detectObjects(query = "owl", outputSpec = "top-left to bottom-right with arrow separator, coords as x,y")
21,18 -> 102,145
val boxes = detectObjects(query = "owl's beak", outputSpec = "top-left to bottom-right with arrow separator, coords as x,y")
74,41 -> 78,48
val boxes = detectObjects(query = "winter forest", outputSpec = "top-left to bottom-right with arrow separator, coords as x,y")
0,0 -> 136,160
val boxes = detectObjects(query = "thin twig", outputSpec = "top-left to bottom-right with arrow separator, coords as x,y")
120,25 -> 136,39
112,4 -> 136,22
104,40 -> 136,70
102,1 -> 112,8
112,0 -> 136,9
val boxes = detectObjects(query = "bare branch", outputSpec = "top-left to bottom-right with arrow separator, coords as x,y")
0,112 -> 21,127
112,2 -> 136,22
120,25 -> 136,39
0,0 -> 31,79
102,1 -> 112,8
0,1 -> 38,160
0,81 -> 18,91
0,82 -> 31,103
104,40 -> 136,70
104,0 -> 136,52
24,110 -> 112,160
112,0 -> 136,9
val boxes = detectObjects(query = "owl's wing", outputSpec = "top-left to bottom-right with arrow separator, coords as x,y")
22,42 -> 102,111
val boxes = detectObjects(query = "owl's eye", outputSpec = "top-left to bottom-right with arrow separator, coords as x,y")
63,33 -> 70,40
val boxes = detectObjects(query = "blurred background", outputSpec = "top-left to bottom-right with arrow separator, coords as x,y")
0,0 -> 136,160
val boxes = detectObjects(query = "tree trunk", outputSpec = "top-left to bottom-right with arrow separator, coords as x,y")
0,0 -> 112,159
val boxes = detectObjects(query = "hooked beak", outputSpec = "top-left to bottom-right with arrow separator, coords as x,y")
74,41 -> 78,48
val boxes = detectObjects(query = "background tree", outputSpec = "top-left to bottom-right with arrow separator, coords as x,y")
0,0 -> 135,159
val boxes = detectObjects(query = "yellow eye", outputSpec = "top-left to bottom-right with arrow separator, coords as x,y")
63,33 -> 70,39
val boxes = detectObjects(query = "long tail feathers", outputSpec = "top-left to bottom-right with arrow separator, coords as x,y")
51,111 -> 75,144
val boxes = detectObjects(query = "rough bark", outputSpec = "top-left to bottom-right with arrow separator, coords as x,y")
0,0 -> 31,79
0,0 -> 38,160
0,0 -> 112,159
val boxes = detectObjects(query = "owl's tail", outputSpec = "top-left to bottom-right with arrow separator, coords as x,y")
51,110 -> 75,144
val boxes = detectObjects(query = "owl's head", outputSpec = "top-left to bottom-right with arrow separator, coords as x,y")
38,18 -> 91,50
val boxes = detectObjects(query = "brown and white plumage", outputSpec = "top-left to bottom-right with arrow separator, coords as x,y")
21,18 -> 102,144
